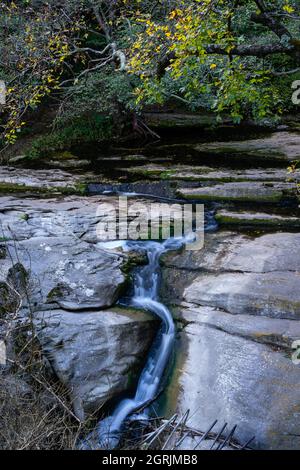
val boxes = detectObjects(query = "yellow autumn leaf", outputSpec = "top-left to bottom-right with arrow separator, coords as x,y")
283,4 -> 294,13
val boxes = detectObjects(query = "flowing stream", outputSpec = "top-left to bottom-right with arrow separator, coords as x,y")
81,237 -> 185,450
80,204 -> 216,450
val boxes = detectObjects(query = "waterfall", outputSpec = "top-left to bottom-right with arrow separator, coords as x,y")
80,237 -> 184,450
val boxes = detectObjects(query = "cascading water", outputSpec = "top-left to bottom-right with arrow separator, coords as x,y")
80,209 -> 216,450
80,237 -> 184,450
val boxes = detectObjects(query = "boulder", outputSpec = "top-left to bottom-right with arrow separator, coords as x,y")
4,236 -> 127,312
0,192 -> 161,423
35,307 -> 156,420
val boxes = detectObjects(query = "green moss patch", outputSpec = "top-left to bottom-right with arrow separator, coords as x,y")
24,114 -> 113,160
0,181 -> 87,196
215,211 -> 300,228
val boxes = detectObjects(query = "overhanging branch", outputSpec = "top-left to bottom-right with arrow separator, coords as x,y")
157,42 -> 295,78
205,43 -> 293,56
251,0 -> 292,40
251,12 -> 292,40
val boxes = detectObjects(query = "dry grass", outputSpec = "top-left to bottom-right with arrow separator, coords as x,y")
0,329 -> 86,450
119,412 -> 253,451
0,376 -> 80,450
0,240 -> 87,450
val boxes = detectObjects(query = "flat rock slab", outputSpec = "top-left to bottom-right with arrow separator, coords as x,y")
162,230 -> 300,447
193,132 -> 300,161
171,305 -> 300,449
0,195 -> 117,242
0,194 -> 166,243
144,112 -> 216,128
184,271 -> 300,319
35,307 -> 156,420
162,232 -> 300,274
177,181 -> 297,202
45,158 -> 91,170
216,209 -> 300,228
163,232 -> 300,319
125,164 -> 291,182
0,166 -> 93,194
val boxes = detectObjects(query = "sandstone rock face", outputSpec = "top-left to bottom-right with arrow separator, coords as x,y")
0,166 -> 90,191
184,271 -> 300,319
193,132 -> 300,161
35,308 -> 156,420
125,164 -> 290,183
175,306 -> 300,450
0,195 -> 117,243
162,232 -> 300,274
162,232 -> 300,449
177,181 -> 297,202
0,194 -> 175,243
215,209 -> 300,228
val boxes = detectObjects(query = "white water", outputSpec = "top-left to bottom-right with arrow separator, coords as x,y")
80,237 -> 184,450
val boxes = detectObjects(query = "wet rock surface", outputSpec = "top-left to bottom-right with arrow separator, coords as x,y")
124,164 -> 291,182
0,166 -> 90,192
192,132 -> 300,162
177,181 -> 298,202
162,231 -> 300,449
215,209 -> 300,228
35,307 -> 156,420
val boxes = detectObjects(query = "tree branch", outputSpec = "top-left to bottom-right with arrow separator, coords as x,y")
271,67 -> 300,76
90,1 -> 111,42
157,42 -> 295,78
251,12 -> 292,40
205,43 -> 293,56
251,0 -> 292,40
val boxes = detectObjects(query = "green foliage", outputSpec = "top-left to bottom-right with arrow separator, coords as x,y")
1,0 -> 300,150
57,68 -> 137,126
25,114 -> 113,159
214,65 -> 282,124
128,0 -> 300,124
